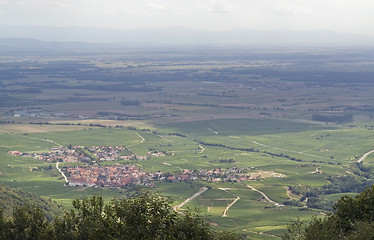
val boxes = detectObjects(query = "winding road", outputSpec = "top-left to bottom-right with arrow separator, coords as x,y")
199,145 -> 205,153
219,188 -> 240,217
21,134 -> 68,183
247,185 -> 284,207
357,149 -> 374,163
135,132 -> 145,144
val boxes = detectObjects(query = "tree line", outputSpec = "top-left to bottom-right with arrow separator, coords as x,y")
0,192 -> 240,240
283,185 -> 374,239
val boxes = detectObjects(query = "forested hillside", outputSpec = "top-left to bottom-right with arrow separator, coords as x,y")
0,192 -> 240,240
0,184 -> 63,220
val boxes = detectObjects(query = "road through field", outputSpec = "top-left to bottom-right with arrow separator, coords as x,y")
199,145 -> 205,153
357,149 -> 374,163
22,135 -> 64,147
219,188 -> 240,217
247,185 -> 284,207
21,134 -> 68,183
174,187 -> 208,212
248,139 -> 329,160
128,132 -> 145,148
56,162 -> 68,183
135,132 -> 145,143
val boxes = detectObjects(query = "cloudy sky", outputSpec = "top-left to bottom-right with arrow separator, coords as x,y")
0,0 -> 373,36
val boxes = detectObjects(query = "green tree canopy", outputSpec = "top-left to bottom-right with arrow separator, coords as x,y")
0,192 -> 240,240
283,185 -> 374,240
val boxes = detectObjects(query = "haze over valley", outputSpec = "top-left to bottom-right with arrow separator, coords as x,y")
2,1 -> 374,239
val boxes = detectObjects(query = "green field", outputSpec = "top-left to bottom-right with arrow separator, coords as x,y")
2,48 -> 374,238
1,116 -> 373,238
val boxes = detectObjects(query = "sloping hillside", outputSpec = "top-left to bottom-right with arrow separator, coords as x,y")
0,184 -> 64,220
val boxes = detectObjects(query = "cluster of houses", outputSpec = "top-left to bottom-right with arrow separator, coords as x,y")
15,146 -> 142,163
66,166 -> 267,187
8,146 -> 165,188
9,146 -> 285,188
66,165 -> 158,187
165,167 -> 261,183
18,148 -> 80,163
79,145 -> 139,161
12,110 -> 68,118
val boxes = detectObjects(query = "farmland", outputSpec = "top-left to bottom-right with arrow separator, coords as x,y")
1,45 -> 374,239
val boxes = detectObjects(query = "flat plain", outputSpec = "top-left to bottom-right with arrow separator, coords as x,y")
1,45 -> 374,239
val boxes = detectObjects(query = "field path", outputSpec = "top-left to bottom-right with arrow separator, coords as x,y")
22,135 -> 64,147
21,134 -> 68,183
163,162 -> 183,171
159,135 -> 180,143
174,187 -> 208,212
247,185 -> 284,207
135,132 -> 145,144
219,188 -> 240,217
244,230 -> 281,239
56,162 -> 68,183
207,128 -> 218,135
310,167 -> 322,174
248,139 -> 329,160
357,149 -> 374,163
199,145 -> 205,153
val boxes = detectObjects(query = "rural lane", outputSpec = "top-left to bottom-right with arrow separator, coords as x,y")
56,162 -> 68,183
247,185 -> 284,207
357,149 -> 374,163
219,188 -> 240,217
174,187 -> 208,212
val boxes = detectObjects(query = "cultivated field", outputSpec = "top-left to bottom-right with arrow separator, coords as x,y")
1,47 -> 374,238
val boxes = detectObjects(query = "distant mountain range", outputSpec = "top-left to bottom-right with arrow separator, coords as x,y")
0,25 -> 374,47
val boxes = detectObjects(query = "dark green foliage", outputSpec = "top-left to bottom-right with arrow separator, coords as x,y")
121,99 -> 141,106
333,186 -> 374,233
0,184 -> 63,220
0,204 -> 51,240
288,174 -> 374,211
1,192 -> 240,240
312,113 -> 353,123
283,185 -> 374,240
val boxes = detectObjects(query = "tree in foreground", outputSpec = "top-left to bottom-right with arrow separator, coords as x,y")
0,192 -> 240,240
283,185 -> 374,240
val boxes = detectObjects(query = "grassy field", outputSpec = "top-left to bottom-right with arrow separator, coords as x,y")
2,48 -> 374,238
2,116 -> 370,238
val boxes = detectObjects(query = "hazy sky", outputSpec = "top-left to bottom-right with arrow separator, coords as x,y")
1,0 -> 373,35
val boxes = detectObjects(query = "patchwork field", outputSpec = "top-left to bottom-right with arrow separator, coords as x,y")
1,116 -> 373,239
2,47 -> 374,238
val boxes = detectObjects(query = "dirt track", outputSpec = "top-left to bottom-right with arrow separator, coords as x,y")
357,149 -> 374,163
247,185 -> 284,207
174,187 -> 208,212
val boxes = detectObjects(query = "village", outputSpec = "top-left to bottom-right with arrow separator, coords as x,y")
65,165 -> 158,187
8,146 -> 284,188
